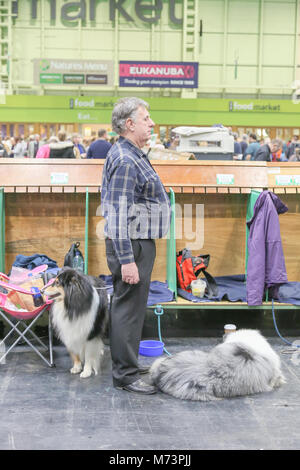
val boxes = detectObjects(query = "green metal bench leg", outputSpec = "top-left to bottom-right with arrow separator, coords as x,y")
166,187 -> 177,299
245,189 -> 261,278
85,187 -> 89,275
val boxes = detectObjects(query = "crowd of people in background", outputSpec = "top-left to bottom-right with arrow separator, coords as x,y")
1,126 -> 300,162
0,128 -> 116,159
230,130 -> 300,162
162,128 -> 300,162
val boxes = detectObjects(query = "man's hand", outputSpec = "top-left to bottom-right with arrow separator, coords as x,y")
121,262 -> 140,284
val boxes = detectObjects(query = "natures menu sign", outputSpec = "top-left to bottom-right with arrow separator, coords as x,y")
34,59 -> 114,86
119,61 -> 198,88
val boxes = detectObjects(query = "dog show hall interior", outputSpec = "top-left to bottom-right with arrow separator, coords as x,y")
2,0 -> 300,452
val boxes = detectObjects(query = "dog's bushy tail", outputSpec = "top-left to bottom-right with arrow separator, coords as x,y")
209,342 -> 281,398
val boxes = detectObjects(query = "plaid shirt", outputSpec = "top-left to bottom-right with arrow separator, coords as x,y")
101,136 -> 171,264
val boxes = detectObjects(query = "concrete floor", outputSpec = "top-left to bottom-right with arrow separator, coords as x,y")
0,335 -> 300,451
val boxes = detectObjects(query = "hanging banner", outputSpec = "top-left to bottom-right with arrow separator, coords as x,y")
119,61 -> 198,88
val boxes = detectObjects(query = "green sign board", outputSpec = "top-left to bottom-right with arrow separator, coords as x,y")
50,173 -> 69,184
275,175 -> 300,185
63,74 -> 85,84
40,73 -> 62,84
216,174 -> 235,185
34,59 -> 114,87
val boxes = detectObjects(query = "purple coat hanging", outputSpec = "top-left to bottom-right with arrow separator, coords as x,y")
246,190 -> 288,306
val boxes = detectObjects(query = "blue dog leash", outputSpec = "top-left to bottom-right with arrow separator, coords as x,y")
272,299 -> 300,349
154,305 -> 172,356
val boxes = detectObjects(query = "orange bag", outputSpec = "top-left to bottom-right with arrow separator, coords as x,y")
7,278 -> 44,311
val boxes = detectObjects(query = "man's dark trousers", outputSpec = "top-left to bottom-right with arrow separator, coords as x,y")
105,238 -> 156,387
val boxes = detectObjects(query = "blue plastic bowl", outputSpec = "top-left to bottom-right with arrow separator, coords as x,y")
139,340 -> 164,357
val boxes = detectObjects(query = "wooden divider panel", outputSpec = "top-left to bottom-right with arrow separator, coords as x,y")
2,159 -> 300,282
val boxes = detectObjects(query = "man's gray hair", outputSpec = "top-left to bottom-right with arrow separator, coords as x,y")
271,138 -> 282,147
112,97 -> 149,135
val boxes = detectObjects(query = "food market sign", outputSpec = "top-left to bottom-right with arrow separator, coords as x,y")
13,0 -> 183,25
34,59 -> 114,86
229,101 -> 281,112
119,61 -> 198,88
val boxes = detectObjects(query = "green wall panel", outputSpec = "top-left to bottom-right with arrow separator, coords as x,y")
199,35 -> 224,64
263,36 -> 294,66
262,67 -> 294,88
264,1 -> 296,32
198,66 -> 223,86
226,66 -> 258,86
2,0 -> 297,97
227,36 -> 258,65
227,1 -> 260,33
200,0 -> 225,32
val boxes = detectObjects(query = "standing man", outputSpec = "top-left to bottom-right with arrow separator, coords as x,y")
28,134 -> 40,158
286,135 -> 299,160
87,129 -> 112,159
244,133 -> 260,161
240,134 -> 248,158
101,97 -> 171,395
253,139 -> 281,162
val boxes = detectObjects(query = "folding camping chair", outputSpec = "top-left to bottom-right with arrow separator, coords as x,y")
0,274 -> 55,367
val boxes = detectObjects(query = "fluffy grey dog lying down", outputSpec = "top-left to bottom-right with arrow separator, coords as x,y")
149,329 -> 286,401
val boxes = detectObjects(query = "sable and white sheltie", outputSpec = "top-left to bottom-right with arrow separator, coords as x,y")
149,329 -> 286,401
44,267 -> 109,378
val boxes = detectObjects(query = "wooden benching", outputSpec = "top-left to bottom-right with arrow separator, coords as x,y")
1,158 -> 300,310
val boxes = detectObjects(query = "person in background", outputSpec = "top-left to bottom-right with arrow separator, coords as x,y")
28,134 -> 40,158
72,133 -> 86,158
49,130 -> 77,158
271,140 -> 286,161
36,136 -> 59,159
0,137 -> 10,157
3,136 -> 12,155
240,134 -> 248,157
12,136 -> 27,158
289,147 -> 300,161
281,140 -> 288,156
101,97 -> 171,395
233,132 -> 242,157
286,135 -> 299,160
244,133 -> 260,161
9,137 -> 15,157
20,136 -> 28,157
0,140 -> 8,157
253,139 -> 282,162
169,134 -> 180,150
154,138 -> 165,150
82,138 -> 90,155
86,129 -> 112,159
